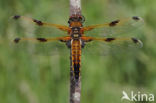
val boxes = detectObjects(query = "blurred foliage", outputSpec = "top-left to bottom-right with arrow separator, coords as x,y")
0,0 -> 156,103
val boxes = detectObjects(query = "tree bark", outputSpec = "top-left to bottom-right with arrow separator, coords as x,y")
69,1 -> 81,103
70,0 -> 81,16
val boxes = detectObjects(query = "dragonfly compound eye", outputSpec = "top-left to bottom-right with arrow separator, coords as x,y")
68,17 -> 73,24
80,15 -> 85,23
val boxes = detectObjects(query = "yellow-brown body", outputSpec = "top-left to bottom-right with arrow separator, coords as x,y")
67,15 -> 85,82
71,39 -> 81,81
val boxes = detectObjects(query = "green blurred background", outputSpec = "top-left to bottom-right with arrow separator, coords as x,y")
0,0 -> 156,103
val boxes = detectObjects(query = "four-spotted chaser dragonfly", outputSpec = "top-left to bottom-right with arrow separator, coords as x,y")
13,14 -> 143,83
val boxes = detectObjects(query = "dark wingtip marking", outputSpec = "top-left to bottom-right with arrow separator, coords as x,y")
132,38 -> 139,43
14,38 -> 20,43
109,20 -> 120,26
13,15 -> 20,20
131,38 -> 143,48
33,19 -> 43,26
132,16 -> 140,21
37,38 -> 47,42
105,38 -> 115,42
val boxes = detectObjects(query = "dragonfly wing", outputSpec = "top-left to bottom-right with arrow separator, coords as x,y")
82,37 -> 143,56
13,37 -> 70,56
84,16 -> 144,37
12,15 -> 70,31
33,42 -> 69,56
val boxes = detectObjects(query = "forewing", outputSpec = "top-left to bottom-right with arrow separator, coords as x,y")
84,16 -> 144,37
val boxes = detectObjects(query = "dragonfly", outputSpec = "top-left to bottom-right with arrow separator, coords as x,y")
13,14 -> 143,83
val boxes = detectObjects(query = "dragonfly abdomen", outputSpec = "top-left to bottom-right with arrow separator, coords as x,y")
71,39 -> 81,82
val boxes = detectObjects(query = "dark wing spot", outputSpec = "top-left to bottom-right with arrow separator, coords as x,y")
60,40 -> 64,42
60,39 -> 68,42
13,15 -> 20,20
109,20 -> 120,26
131,38 -> 138,43
66,41 -> 71,48
14,38 -> 20,43
105,38 -> 115,42
33,19 -> 43,26
132,16 -> 140,21
81,41 -> 86,48
81,38 -> 92,42
37,38 -> 47,42
87,39 -> 93,42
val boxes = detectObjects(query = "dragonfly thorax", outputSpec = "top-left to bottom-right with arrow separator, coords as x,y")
71,27 -> 81,39
65,39 -> 85,48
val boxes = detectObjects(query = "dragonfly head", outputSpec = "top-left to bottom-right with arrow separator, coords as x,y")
68,14 -> 85,25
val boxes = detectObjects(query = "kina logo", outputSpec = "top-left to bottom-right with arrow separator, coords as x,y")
121,91 -> 154,102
